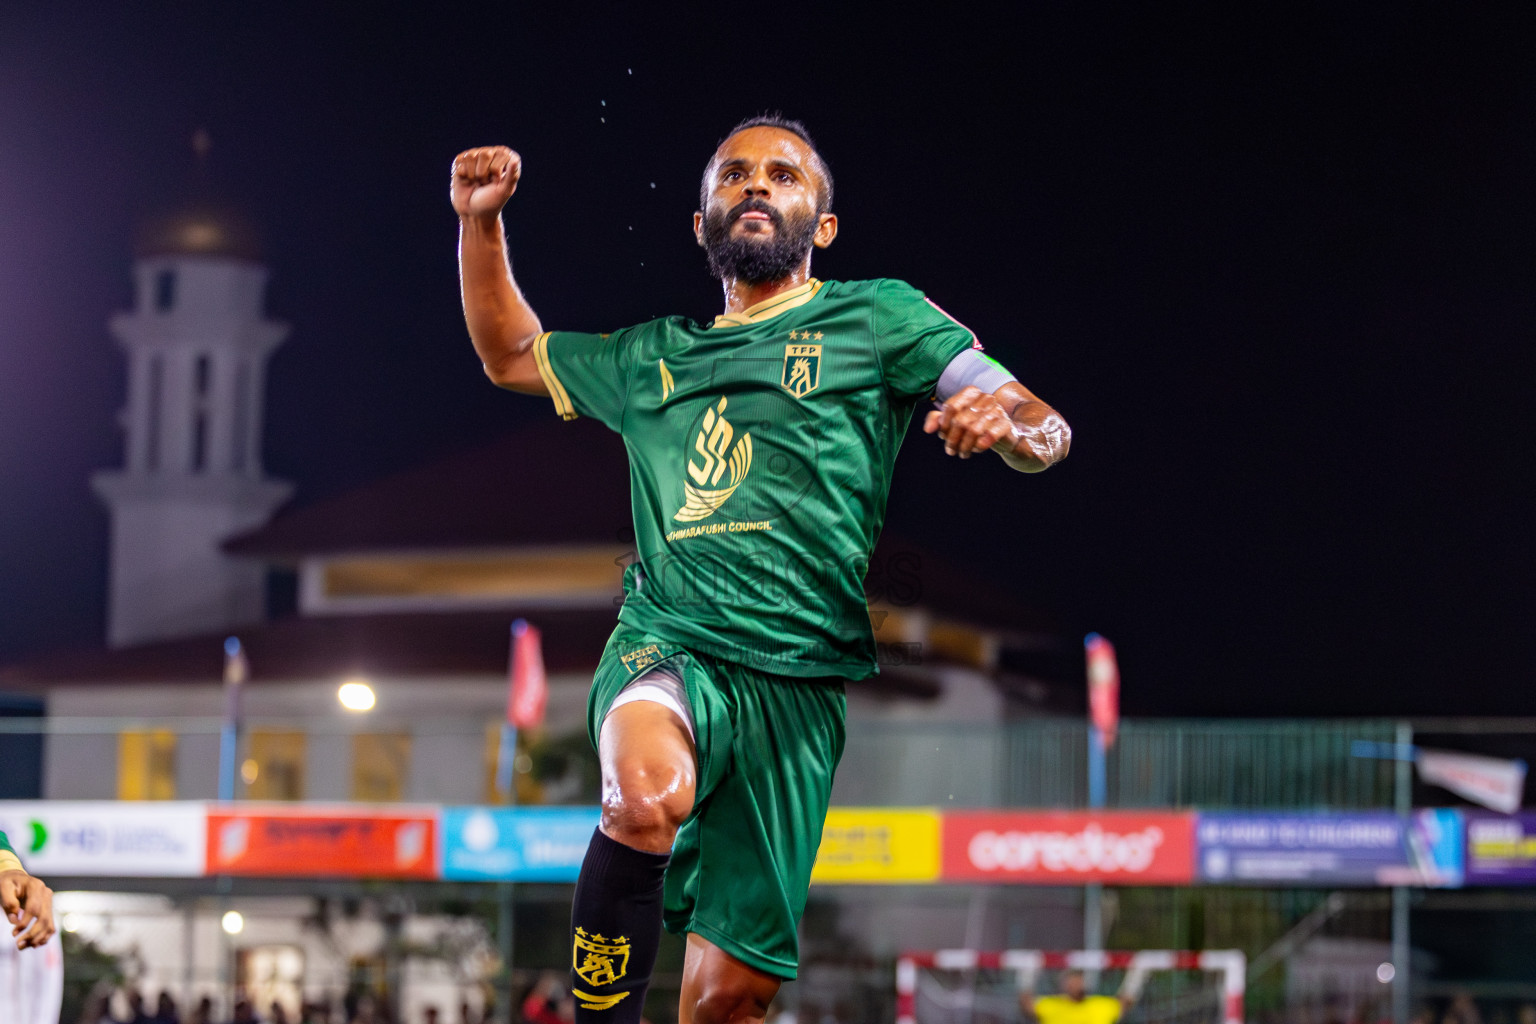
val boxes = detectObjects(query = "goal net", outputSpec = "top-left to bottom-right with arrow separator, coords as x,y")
896,950 -> 1245,1024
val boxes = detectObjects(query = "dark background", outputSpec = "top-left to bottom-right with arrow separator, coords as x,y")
1,4 -> 1531,715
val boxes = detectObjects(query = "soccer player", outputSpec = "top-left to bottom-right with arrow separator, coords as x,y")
0,828 -> 55,949
452,117 -> 1070,1024
1021,969 -> 1132,1024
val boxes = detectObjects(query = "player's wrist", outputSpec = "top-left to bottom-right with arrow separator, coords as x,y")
458,210 -> 505,234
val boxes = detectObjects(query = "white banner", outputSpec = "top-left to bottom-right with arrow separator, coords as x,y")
1416,749 -> 1527,814
0,932 -> 63,1024
0,801 -> 207,877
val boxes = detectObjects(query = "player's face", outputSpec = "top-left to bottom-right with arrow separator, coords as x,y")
694,127 -> 837,283
1064,973 -> 1086,999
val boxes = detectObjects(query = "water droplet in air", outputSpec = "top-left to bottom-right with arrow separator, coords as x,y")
628,68 -> 633,74
600,118 -> 605,123
601,100 -> 607,106
649,182 -> 655,188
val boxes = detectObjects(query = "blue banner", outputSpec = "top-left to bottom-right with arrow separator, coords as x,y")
1195,811 -> 1462,887
440,806 -> 599,881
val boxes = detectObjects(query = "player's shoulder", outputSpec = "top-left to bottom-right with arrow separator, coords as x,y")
821,278 -> 922,301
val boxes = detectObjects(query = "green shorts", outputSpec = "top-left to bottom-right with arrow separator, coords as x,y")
586,625 -> 848,979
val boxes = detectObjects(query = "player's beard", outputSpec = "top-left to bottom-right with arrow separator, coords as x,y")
702,198 -> 819,285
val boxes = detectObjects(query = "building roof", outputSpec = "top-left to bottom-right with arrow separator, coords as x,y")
0,608 -> 615,687
225,417 -> 632,559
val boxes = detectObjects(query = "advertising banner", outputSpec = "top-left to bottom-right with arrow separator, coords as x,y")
812,808 -> 941,884
941,811 -> 1195,884
1417,750 -> 1526,814
1195,811 -> 1463,887
440,806 -> 598,881
1463,812 -> 1536,885
207,805 -> 436,878
0,801 -> 206,877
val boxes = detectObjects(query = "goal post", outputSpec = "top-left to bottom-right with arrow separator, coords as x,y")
896,949 -> 1245,1024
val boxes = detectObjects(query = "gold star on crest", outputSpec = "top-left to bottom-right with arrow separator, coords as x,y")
813,331 -> 823,340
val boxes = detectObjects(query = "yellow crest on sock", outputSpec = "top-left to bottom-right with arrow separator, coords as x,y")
573,926 -> 631,988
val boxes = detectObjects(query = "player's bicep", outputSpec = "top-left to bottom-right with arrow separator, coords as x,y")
484,345 -> 550,396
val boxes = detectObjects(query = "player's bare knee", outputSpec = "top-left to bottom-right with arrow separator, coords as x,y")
686,978 -> 774,1024
600,760 -> 694,850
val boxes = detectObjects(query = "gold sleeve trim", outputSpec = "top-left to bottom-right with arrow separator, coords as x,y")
532,332 -> 578,421
0,850 -> 24,874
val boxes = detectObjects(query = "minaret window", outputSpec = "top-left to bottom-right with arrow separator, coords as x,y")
145,355 -> 163,472
155,269 -> 176,311
232,362 -> 251,473
191,354 -> 211,473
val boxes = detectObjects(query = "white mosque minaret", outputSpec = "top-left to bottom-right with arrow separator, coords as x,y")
91,133 -> 292,648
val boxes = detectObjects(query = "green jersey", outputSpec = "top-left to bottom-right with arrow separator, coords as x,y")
534,278 -> 978,680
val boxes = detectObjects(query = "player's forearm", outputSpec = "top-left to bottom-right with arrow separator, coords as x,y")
458,213 -> 545,392
999,398 -> 1072,473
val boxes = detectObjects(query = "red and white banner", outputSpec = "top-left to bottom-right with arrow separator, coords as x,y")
1085,634 -> 1120,748
207,805 -> 436,879
1416,749 -> 1526,814
507,619 -> 548,729
942,811 -> 1196,884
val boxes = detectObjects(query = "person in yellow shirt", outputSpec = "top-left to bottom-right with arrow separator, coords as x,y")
0,829 -> 55,949
1021,969 -> 1132,1024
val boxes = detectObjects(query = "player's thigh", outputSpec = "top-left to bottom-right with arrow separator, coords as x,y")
679,931 -> 781,1024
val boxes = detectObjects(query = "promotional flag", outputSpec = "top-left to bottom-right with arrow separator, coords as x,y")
1416,748 -> 1526,814
1085,633 -> 1120,749
507,619 -> 548,728
496,620 -> 547,796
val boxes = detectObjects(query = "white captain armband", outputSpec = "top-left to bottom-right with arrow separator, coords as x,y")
935,348 -> 1017,402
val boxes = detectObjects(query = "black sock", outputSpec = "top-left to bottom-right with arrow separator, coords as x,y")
569,827 -> 670,1023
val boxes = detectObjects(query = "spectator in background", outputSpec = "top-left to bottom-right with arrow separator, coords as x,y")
302,1001 -> 334,1024
153,992 -> 181,1024
1443,994 -> 1484,1024
189,996 -> 215,1024
270,1001 -> 292,1024
522,974 -> 568,1024
422,1007 -> 440,1024
227,1000 -> 259,1024
120,989 -> 155,1024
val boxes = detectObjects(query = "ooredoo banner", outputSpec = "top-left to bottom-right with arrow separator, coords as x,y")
0,801 -> 206,877
941,811 -> 1196,884
207,806 -> 436,878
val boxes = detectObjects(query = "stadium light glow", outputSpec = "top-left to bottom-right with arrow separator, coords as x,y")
1376,962 -> 1395,984
221,910 -> 244,935
240,758 -> 259,785
61,913 -> 81,933
338,679 -> 376,712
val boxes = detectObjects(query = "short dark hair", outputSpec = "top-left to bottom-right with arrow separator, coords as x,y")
701,114 -> 834,213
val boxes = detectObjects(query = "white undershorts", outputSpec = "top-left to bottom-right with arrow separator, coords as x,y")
600,663 -> 697,745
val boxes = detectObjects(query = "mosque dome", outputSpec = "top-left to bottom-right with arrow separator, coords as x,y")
136,204 -> 262,263
134,129 -> 263,263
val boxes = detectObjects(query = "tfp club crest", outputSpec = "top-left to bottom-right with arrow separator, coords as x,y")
572,927 -> 632,1010
782,342 -> 822,398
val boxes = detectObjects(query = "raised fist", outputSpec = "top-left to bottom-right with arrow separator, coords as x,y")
451,146 -> 522,218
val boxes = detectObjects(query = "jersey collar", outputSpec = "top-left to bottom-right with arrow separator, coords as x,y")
710,279 -> 823,328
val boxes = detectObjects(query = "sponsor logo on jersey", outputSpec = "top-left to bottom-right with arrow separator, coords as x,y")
619,644 -> 661,674
675,396 -> 753,522
782,341 -> 822,398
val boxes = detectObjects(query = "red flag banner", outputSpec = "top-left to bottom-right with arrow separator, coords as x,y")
1085,632 -> 1120,748
508,619 -> 548,729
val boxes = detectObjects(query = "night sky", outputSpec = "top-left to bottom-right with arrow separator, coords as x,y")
1,5 -> 1531,716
